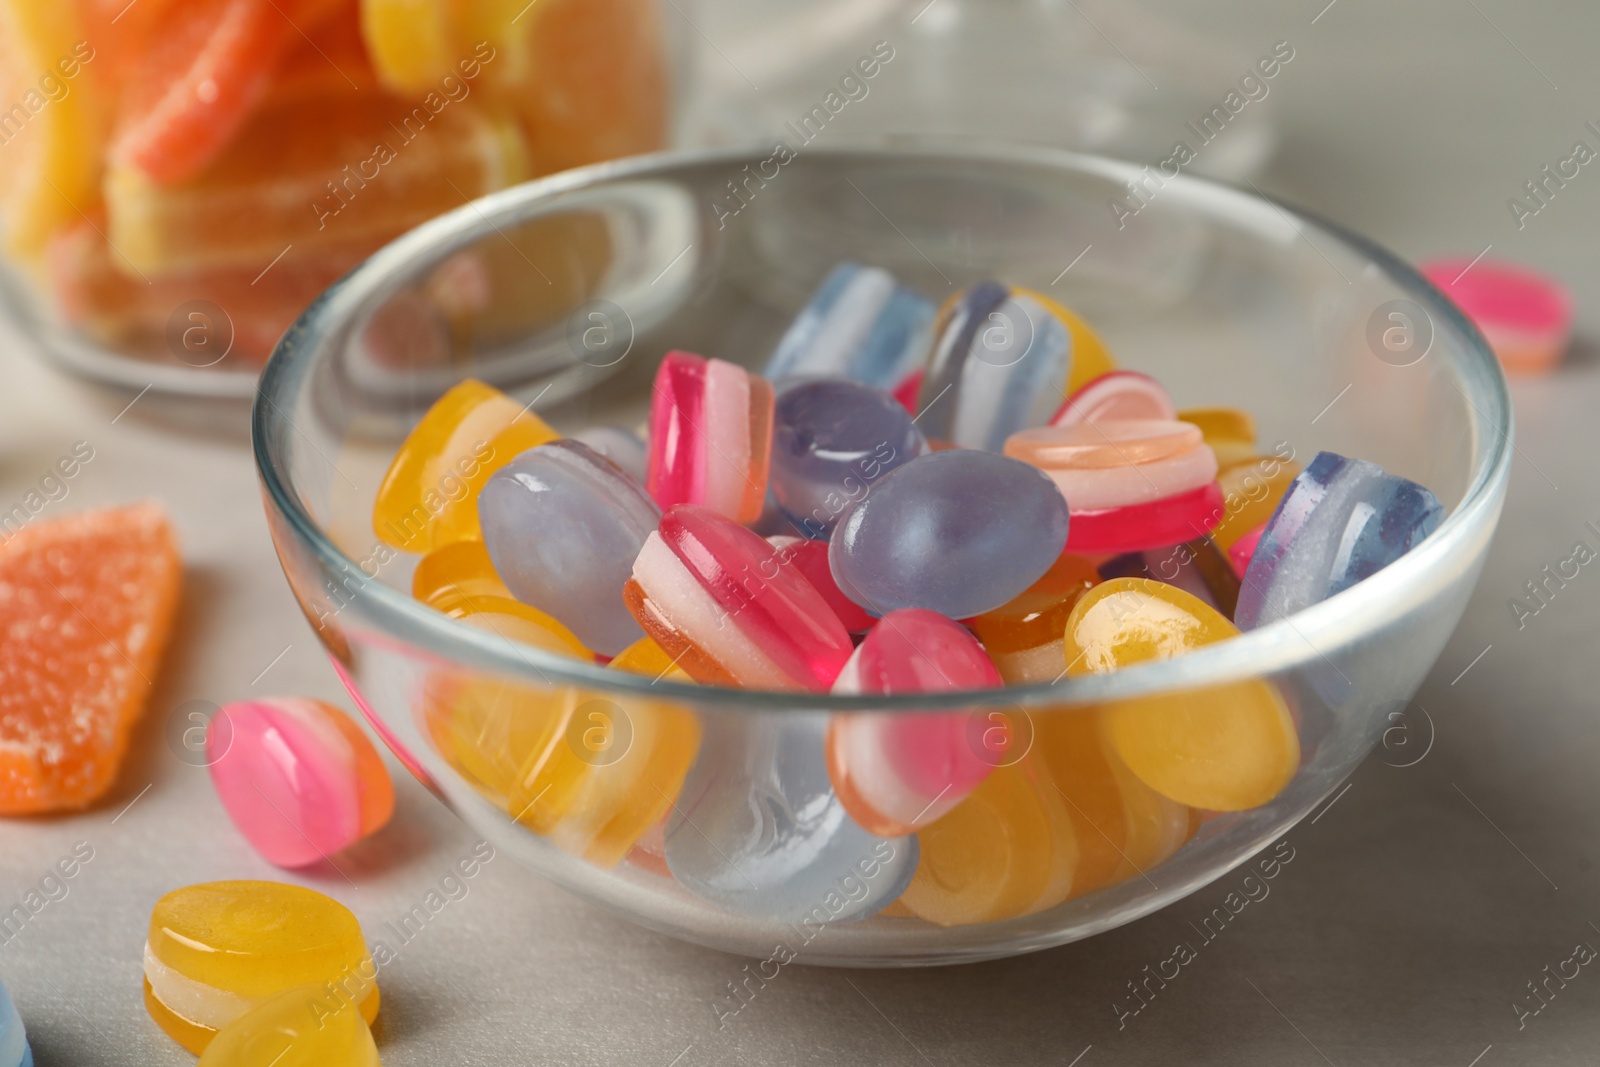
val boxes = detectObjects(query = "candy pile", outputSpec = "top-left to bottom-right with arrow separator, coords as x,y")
0,0 -> 666,363
377,263 -> 1446,927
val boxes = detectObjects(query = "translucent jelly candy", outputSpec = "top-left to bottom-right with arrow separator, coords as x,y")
1063,482 -> 1225,556
479,440 -> 662,656
969,552 -> 1100,685
626,505 -> 854,691
572,425 -> 648,484
766,536 -> 875,633
1177,407 -> 1257,469
899,753 -> 1077,927
916,283 -> 1115,451
1051,370 -> 1175,427
826,610 -> 1005,836
1098,537 -> 1241,620
1421,257 -> 1572,375
373,378 -> 559,554
1064,579 -> 1299,810
1004,419 -> 1218,511
412,539 -> 513,607
1235,451 -> 1445,631
829,450 -> 1070,619
1210,452 -> 1302,551
144,881 -> 378,1055
0,978 -> 30,1067
665,716 -> 916,922
1034,709 -> 1191,898
0,3 -> 101,255
769,378 -> 927,539
106,80 -> 526,277
196,982 -> 380,1067
765,262 -> 935,389
1228,524 -> 1266,578
207,698 -> 395,868
646,351 -> 775,524
0,503 -> 180,813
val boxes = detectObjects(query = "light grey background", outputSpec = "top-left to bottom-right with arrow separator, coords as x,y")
2,0 -> 1597,1063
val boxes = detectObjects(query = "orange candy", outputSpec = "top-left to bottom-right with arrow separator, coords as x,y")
0,503 -> 181,812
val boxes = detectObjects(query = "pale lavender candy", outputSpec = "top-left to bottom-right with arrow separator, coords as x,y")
572,424 -> 648,484
1235,451 -> 1443,630
766,262 -> 935,389
830,450 -> 1070,618
770,379 -> 928,540
0,978 -> 28,1067
665,716 -> 917,923
478,439 -> 661,655
916,282 -> 1071,452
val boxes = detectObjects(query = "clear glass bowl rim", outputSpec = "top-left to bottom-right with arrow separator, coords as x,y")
252,139 -> 1514,714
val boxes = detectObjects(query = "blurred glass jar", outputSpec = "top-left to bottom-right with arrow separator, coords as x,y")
680,0 -> 1276,181
0,0 -> 673,399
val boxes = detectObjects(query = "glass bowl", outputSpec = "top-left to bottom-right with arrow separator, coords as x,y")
253,142 -> 1511,966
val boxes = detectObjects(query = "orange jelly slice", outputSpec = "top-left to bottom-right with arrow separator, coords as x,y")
0,503 -> 180,812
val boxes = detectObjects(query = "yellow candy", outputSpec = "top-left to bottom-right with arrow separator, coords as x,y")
421,673 -> 567,800
1063,579 -> 1299,811
196,983 -> 380,1067
144,882 -> 378,1056
609,635 -> 689,682
1177,407 -> 1258,469
413,539 -> 514,606
373,379 -> 559,554
0,3 -> 101,257
1211,453 -> 1302,550
1035,709 -> 1190,897
969,552 -> 1100,684
359,0 -> 455,95
899,748 -> 1077,927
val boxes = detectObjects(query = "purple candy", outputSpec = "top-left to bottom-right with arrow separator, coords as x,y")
829,450 -> 1070,619
478,439 -> 662,655
770,379 -> 928,540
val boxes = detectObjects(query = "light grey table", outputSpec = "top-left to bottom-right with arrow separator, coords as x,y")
3,1 -> 1598,1063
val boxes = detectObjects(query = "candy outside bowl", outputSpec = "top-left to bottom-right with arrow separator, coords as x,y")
252,143 -> 1511,966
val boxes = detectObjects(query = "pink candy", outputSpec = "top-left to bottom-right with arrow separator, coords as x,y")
207,698 -> 394,868
1051,370 -> 1176,426
1420,257 -> 1572,375
767,535 -> 876,633
1066,481 -> 1226,555
826,610 -> 1004,836
1228,523 -> 1266,578
647,351 -> 775,522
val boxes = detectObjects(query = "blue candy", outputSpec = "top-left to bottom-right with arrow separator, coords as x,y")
479,439 -> 662,655
0,979 -> 29,1067
770,379 -> 928,540
829,450 -> 1071,619
1235,451 -> 1444,630
665,717 -> 917,923
766,263 -> 935,389
915,282 -> 1071,452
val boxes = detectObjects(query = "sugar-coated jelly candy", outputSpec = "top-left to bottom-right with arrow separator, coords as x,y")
829,450 -> 1070,619
1064,481 -> 1226,556
826,610 -> 1004,836
480,440 -> 662,656
374,379 -> 559,554
1236,451 -> 1444,631
1064,580 -> 1299,810
412,539 -> 513,607
1098,537 -> 1240,620
1177,407 -> 1257,469
1034,709 -> 1191,897
1210,452 -> 1301,550
1051,370 -> 1175,427
208,699 -> 395,869
1005,419 -> 1218,511
196,982 -> 380,1067
144,881 -> 378,1055
970,552 -> 1100,684
666,716 -> 916,922
0,977 -> 30,1067
572,424 -> 648,484
765,262 -> 936,389
0,503 -> 180,813
626,505 -> 854,691
899,752 -> 1076,927
766,536 -> 876,633
646,351 -> 775,524
1421,257 -> 1572,375
769,378 -> 927,538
